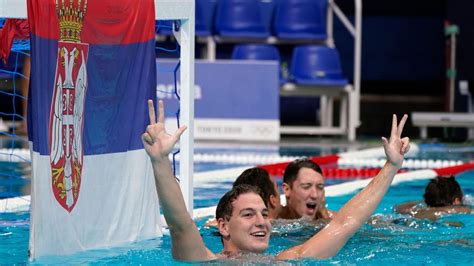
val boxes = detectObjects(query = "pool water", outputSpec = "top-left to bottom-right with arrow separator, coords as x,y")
2,169 -> 473,264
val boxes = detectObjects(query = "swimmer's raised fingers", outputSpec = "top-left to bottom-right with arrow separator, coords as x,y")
390,114 -> 398,138
397,114 -> 408,137
172,125 -> 187,142
158,100 -> 165,124
401,137 -> 410,154
148,99 -> 156,125
142,132 -> 153,145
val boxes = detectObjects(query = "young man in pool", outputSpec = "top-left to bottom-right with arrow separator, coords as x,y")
142,99 -> 410,261
205,167 -> 281,227
395,175 -> 472,220
278,158 -> 336,220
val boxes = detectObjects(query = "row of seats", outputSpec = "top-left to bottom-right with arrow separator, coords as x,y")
159,0 -> 328,41
232,44 -> 347,87
157,1 -> 354,139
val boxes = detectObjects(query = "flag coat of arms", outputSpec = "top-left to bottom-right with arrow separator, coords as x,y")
27,0 -> 161,259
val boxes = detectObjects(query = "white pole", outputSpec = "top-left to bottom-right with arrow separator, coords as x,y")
326,0 -> 335,47
175,7 -> 195,215
449,29 -> 456,112
329,0 -> 362,141
351,0 -> 362,141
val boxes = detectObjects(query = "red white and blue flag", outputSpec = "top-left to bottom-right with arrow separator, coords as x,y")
27,0 -> 161,259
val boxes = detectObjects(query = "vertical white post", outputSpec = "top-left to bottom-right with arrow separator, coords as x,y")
328,0 -> 362,141
177,5 -> 195,215
155,1 -> 196,214
164,0 -> 196,216
349,0 -> 362,141
326,0 -> 335,47
207,36 -> 216,61
449,31 -> 456,112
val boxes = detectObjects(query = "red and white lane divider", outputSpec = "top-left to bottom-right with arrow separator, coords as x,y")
193,144 -> 422,184
2,161 -> 473,215
0,196 -> 30,213
338,158 -> 463,170
191,162 -> 474,219
0,144 -> 420,164
259,145 -> 421,176
325,162 -> 474,197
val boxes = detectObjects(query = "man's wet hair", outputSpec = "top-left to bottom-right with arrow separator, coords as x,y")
423,176 -> 463,207
283,158 -> 323,186
233,167 -> 276,207
216,184 -> 262,221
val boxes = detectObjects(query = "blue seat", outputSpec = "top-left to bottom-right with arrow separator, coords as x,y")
290,45 -> 348,86
273,0 -> 327,40
232,44 -> 286,84
232,44 -> 280,61
196,0 -> 215,37
215,0 -> 270,38
156,20 -> 174,36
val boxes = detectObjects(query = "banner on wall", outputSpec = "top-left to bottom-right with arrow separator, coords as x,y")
157,59 -> 280,142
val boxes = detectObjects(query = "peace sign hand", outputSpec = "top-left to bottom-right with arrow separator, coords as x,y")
381,114 -> 410,168
142,100 -> 187,162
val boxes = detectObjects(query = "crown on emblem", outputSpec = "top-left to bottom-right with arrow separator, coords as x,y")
56,0 -> 88,42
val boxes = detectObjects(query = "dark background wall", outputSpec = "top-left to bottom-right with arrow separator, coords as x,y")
333,0 -> 449,137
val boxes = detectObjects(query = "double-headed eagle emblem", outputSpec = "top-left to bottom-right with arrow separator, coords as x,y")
49,0 -> 88,212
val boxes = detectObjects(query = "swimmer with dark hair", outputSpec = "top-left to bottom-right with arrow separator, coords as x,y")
395,175 -> 472,221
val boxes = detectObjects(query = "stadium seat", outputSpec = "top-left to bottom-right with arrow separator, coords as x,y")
215,0 -> 270,38
281,44 -> 353,139
232,44 -> 280,61
232,44 -> 286,84
196,0 -> 215,37
156,20 -> 174,36
273,0 -> 328,40
290,45 -> 347,86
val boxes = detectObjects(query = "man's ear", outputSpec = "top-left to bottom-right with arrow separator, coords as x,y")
269,194 -> 277,209
217,217 -> 230,238
282,182 -> 291,198
453,197 -> 462,205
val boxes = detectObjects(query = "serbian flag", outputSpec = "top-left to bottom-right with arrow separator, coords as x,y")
27,0 -> 161,259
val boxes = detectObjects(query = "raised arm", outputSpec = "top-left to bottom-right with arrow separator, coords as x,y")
142,100 -> 216,261
277,114 -> 410,260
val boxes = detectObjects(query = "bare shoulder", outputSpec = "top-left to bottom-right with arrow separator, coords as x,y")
394,201 -> 421,214
449,205 -> 473,213
414,205 -> 473,220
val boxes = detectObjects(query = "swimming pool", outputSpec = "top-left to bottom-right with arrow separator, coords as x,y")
1,144 -> 473,264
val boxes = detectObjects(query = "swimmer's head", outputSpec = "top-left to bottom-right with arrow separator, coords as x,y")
424,176 -> 463,207
282,158 -> 325,218
233,167 -> 281,217
216,184 -> 271,253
